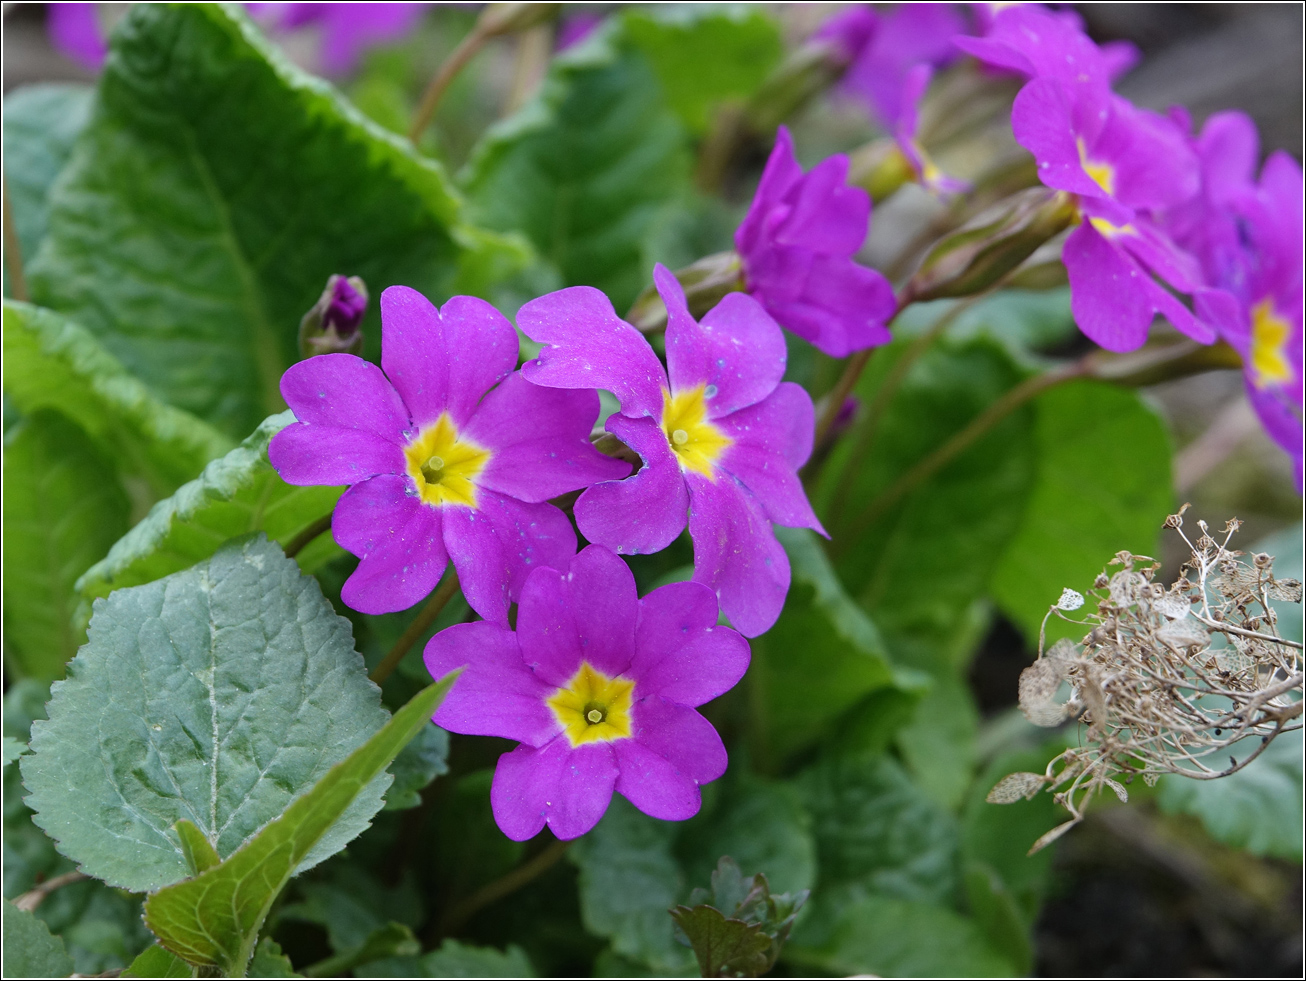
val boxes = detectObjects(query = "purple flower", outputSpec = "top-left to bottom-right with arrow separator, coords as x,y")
425,544 -> 749,840
735,127 -> 896,357
517,265 -> 825,638
892,64 -> 970,196
556,12 -> 602,51
248,3 -> 428,75
321,275 -> 368,336
957,4 -> 1139,85
47,3 -> 107,72
269,286 -> 629,620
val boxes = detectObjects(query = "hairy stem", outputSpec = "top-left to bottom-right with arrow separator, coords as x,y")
370,573 -> 462,685
13,871 -> 87,913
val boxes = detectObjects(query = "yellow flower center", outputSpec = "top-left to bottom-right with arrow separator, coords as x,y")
661,385 -> 732,478
1250,299 -> 1294,389
1077,138 -> 1116,196
403,412 -> 491,508
547,662 -> 635,747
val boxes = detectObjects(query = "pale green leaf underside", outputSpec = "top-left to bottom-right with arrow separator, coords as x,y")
22,535 -> 390,893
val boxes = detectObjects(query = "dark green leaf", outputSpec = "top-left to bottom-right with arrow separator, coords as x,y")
963,860 -> 1033,975
894,670 -> 981,810
2,410 -> 131,680
21,535 -> 391,893
420,939 -> 536,977
2,736 -> 24,768
249,937 -> 301,978
123,944 -> 197,978
143,675 -> 457,975
990,380 -> 1172,647
304,922 -> 418,977
28,3 -> 522,438
75,411 -> 342,617
277,858 -> 423,956
384,721 -> 449,810
28,874 -> 153,974
2,899 -> 75,978
670,905 -> 771,978
2,300 -> 234,498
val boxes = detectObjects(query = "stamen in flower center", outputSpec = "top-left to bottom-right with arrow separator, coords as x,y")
661,385 -> 732,478
587,708 -> 604,724
547,662 -> 635,746
404,413 -> 491,509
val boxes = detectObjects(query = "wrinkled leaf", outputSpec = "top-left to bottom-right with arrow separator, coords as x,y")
384,721 -> 450,810
21,535 -> 391,893
2,301 -> 233,499
76,411 -> 342,617
28,3 -> 518,438
420,939 -> 536,977
123,944 -> 197,978
2,899 -> 76,979
249,937 -> 301,977
671,905 -> 771,978
143,675 -> 457,975
3,410 -> 131,680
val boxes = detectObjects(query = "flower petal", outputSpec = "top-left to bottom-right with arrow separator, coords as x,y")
443,491 -> 578,625
280,353 -> 410,441
518,286 -> 667,418
465,372 -> 631,502
269,423 -> 405,486
660,269 -> 786,418
613,739 -> 702,822
426,622 -> 561,747
333,475 -> 448,614
631,581 -> 750,707
685,472 -> 790,637
516,545 -> 638,686
629,696 -> 727,785
735,126 -> 804,256
573,414 -> 689,556
1011,79 -> 1110,201
491,738 -> 618,841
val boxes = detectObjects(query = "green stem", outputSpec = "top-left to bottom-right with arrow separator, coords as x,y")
283,512 -> 333,559
370,573 -> 461,685
436,839 -> 571,938
409,22 -> 494,144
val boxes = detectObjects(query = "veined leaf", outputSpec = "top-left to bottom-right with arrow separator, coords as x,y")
76,411 -> 343,618
143,675 -> 457,976
21,535 -> 390,893
3,410 -> 131,680
2,900 -> 76,979
28,2 -> 521,438
2,301 -> 234,498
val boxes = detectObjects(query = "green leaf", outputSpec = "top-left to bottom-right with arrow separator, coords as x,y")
895,671 -> 981,811
2,300 -> 234,498
2,410 -> 131,680
174,819 -> 221,876
383,721 -> 449,810
304,922 -> 418,977
419,939 -> 536,977
2,899 -> 76,978
143,675 -> 457,976
28,3 -> 520,439
570,796 -> 694,973
462,16 -> 690,310
785,895 -> 1017,977
670,905 -> 772,978
124,944 -> 197,978
624,7 -> 783,133
75,411 -> 342,616
2,84 -> 93,292
276,859 -> 423,957
21,535 -> 391,893
249,937 -> 301,978
963,860 -> 1033,975
2,736 -> 24,768
21,872 -> 154,974
990,381 -> 1173,647
750,527 -> 925,764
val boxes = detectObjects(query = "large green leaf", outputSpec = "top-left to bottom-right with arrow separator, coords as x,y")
2,84 -> 93,295
2,900 -> 75,979
461,15 -> 690,310
27,2 -> 520,439
2,301 -> 234,498
76,411 -> 342,617
418,940 -> 536,978
990,380 -> 1173,646
3,411 -> 131,680
383,721 -> 448,811
143,676 -> 456,976
21,535 -> 391,893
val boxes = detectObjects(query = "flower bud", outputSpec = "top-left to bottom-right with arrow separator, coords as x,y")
903,189 -> 1077,303
299,274 -> 368,358
626,251 -> 745,333
847,137 -> 915,203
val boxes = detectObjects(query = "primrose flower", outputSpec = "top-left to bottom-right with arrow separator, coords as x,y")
247,3 -> 429,76
426,545 -> 749,840
735,127 -> 896,357
957,4 -> 1139,85
518,265 -> 825,638
48,3 -> 106,71
892,64 -> 970,196
269,286 -> 629,620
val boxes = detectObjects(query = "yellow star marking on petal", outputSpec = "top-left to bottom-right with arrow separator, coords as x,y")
404,412 -> 491,508
547,662 -> 635,746
661,385 -> 732,478
1087,216 -> 1134,240
1250,299 -> 1294,389
1077,137 -> 1116,196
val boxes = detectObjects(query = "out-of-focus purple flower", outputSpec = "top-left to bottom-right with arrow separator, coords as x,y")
47,3 -> 107,72
518,265 -> 825,638
556,12 -> 601,51
269,286 -> 629,620
892,64 -> 970,196
1167,113 -> 1304,487
425,545 -> 749,840
957,4 -> 1139,85
735,127 -> 896,357
248,3 -> 428,75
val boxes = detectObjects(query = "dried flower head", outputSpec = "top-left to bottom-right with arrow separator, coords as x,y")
990,512 -> 1303,853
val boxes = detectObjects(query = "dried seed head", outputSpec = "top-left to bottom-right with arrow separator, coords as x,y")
987,772 -> 1046,804
1056,588 -> 1085,611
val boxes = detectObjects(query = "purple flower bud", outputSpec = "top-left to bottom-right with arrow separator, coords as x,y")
322,275 -> 368,336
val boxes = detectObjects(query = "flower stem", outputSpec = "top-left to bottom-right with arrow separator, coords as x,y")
284,512 -> 334,559
409,23 -> 494,144
370,572 -> 462,685
436,838 -> 570,938
13,871 -> 87,913
2,170 -> 29,302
